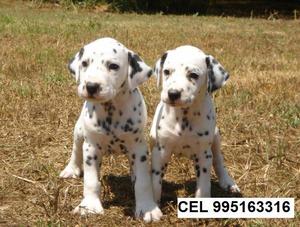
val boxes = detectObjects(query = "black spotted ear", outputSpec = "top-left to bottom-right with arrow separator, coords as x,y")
153,52 -> 168,88
206,55 -> 229,93
68,47 -> 84,83
127,51 -> 152,89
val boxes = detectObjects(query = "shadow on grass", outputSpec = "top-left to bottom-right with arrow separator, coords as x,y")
102,174 -> 243,216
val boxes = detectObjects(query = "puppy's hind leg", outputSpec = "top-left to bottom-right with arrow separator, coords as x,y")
60,119 -> 84,178
212,127 -> 240,193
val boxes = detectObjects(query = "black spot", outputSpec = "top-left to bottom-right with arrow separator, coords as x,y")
138,102 -> 142,107
162,115 -> 165,119
212,58 -> 218,65
78,47 -> 84,60
127,118 -> 134,125
160,52 -> 168,70
161,173 -> 164,178
133,128 -> 139,134
85,159 -> 92,166
128,52 -> 142,78
158,126 -> 161,130
68,57 -> 75,75
120,81 -> 126,88
198,132 -> 203,137
135,137 -> 139,142
196,170 -> 200,177
133,106 -> 137,111
182,145 -> 190,149
205,131 -> 209,136
106,117 -> 112,125
195,164 -> 200,170
119,110 -> 123,116
195,158 -> 199,162
156,171 -> 160,175
140,155 -> 147,162
123,124 -> 133,132
219,66 -> 226,75
147,69 -> 153,77
206,155 -> 212,159
152,169 -> 155,174
207,115 -> 211,120
132,153 -> 136,159
203,168 -> 207,173
113,48 -> 117,54
94,155 -> 97,160
133,54 -> 142,62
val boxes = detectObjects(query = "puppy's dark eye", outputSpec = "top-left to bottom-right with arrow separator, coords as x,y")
82,60 -> 89,67
189,73 -> 199,80
163,69 -> 170,75
109,63 -> 120,70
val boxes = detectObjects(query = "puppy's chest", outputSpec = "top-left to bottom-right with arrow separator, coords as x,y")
82,103 -> 145,151
157,110 -> 215,147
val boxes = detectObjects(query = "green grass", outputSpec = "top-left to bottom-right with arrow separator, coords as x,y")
0,1 -> 299,226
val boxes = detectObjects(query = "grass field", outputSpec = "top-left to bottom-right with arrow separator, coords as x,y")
0,1 -> 299,226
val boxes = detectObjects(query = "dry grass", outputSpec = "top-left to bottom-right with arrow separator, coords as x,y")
0,1 -> 299,226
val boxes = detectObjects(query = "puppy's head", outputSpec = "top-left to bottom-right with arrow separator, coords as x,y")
154,45 -> 229,107
68,37 -> 152,103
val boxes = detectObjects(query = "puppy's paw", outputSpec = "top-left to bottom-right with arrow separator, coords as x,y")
60,165 -> 83,178
219,176 -> 240,193
135,201 -> 163,222
73,197 -> 104,215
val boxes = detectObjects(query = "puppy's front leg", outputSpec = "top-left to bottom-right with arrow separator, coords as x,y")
73,141 -> 104,215
194,148 -> 213,198
60,119 -> 83,178
212,128 -> 240,193
151,143 -> 171,204
129,139 -> 162,222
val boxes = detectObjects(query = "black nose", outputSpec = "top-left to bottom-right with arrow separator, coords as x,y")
168,89 -> 181,101
86,82 -> 100,95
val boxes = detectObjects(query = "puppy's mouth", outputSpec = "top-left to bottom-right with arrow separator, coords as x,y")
163,98 -> 193,108
79,86 -> 116,103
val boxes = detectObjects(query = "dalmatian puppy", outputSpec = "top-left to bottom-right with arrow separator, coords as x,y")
59,37 -> 162,222
150,45 -> 240,203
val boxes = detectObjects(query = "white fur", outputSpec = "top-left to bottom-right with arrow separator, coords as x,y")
151,45 -> 240,204
60,38 -> 162,222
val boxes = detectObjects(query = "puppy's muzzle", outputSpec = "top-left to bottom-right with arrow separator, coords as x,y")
86,82 -> 101,96
168,89 -> 181,102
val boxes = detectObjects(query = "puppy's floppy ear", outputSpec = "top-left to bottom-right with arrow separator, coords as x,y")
68,47 -> 84,83
206,55 -> 230,93
127,51 -> 152,89
153,52 -> 168,88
